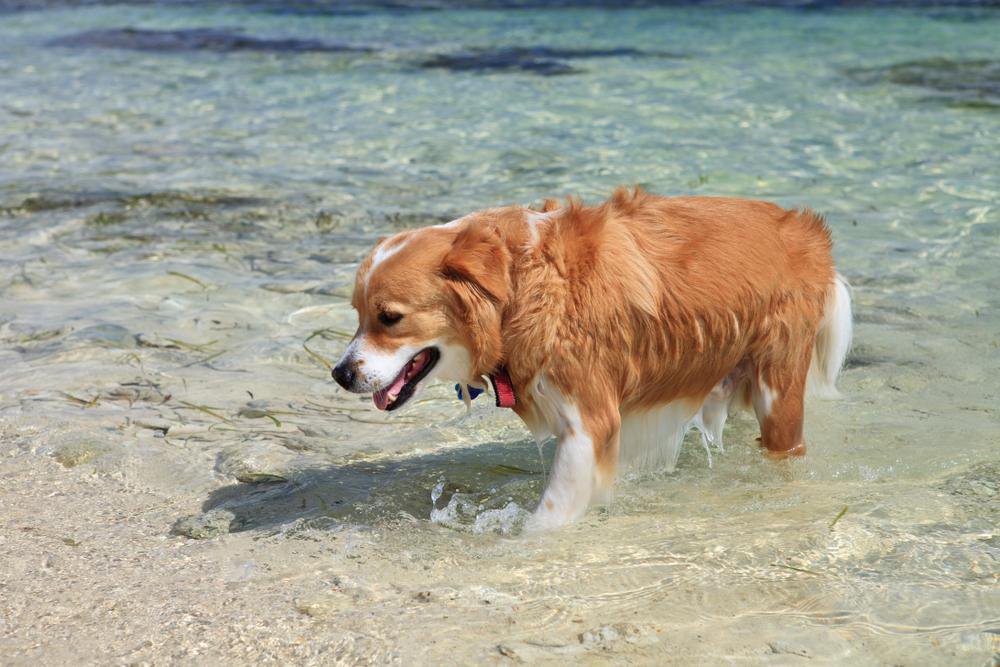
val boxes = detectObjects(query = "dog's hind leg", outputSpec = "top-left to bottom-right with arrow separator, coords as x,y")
752,345 -> 812,458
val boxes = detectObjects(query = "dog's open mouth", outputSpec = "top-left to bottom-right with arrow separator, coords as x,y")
372,347 -> 439,411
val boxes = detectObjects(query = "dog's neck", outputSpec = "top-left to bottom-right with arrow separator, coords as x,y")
484,205 -> 572,404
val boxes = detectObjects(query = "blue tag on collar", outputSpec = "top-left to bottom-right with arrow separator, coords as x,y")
455,384 -> 485,401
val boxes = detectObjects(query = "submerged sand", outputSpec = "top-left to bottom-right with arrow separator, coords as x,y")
2,389 -> 997,665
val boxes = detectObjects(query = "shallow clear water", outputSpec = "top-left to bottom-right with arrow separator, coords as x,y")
0,2 -> 998,663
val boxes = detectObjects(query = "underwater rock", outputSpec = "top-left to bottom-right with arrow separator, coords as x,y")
215,441 -> 295,484
939,462 -> 1000,517
968,481 -> 996,497
942,463 -> 999,495
421,50 -> 579,76
49,28 -> 373,55
420,46 -> 682,76
846,58 -> 1000,109
52,441 -> 112,468
578,623 -> 657,650
172,508 -> 239,539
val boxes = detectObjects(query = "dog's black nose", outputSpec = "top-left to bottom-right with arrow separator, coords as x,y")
332,361 -> 356,390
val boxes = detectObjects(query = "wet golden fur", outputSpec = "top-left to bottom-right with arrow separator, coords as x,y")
340,186 -> 847,526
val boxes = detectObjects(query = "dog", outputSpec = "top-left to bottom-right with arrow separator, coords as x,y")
332,187 -> 852,530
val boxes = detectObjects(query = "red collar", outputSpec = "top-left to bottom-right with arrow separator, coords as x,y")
489,366 -> 516,408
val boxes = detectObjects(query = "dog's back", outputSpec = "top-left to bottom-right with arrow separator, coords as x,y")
521,188 -> 838,404
507,188 -> 850,483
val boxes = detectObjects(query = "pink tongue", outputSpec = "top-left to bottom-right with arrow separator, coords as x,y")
372,351 -> 428,411
373,372 -> 409,410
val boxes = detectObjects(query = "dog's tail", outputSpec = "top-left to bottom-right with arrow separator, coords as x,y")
808,272 -> 853,399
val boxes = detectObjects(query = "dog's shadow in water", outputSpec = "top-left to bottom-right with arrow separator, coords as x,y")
195,439 -> 555,534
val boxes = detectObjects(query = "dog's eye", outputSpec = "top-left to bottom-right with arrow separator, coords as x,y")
378,312 -> 403,327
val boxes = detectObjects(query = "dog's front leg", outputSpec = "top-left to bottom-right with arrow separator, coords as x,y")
525,399 -> 620,532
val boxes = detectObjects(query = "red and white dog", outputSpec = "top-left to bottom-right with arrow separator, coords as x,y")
333,187 -> 852,530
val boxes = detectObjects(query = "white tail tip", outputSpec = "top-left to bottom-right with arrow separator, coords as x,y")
809,273 -> 853,399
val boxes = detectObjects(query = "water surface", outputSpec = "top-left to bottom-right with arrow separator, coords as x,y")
0,2 -> 997,663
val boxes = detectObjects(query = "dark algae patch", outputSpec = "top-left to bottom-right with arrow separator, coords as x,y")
48,27 -> 373,54
85,211 -> 127,226
847,58 -> 1000,110
419,46 -> 684,76
46,28 -> 682,77
0,190 -> 266,217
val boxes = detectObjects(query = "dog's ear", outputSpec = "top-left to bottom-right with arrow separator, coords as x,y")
441,224 -> 510,304
441,225 -> 510,376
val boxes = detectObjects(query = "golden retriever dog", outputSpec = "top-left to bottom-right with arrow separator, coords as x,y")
332,187 -> 852,530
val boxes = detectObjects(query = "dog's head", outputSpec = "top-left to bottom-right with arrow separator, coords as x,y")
332,215 -> 512,411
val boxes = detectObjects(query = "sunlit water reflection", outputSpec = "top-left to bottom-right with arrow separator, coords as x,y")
0,2 -> 997,662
